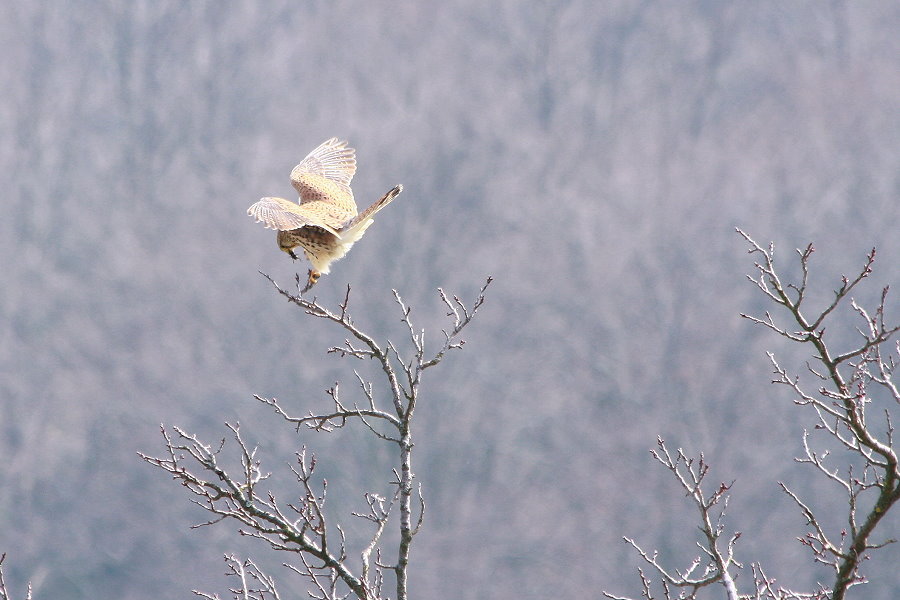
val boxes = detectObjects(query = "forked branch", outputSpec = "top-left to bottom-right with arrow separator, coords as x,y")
609,232 -> 899,600
143,278 -> 492,600
0,555 -> 32,600
738,230 -> 900,599
603,438 -> 740,600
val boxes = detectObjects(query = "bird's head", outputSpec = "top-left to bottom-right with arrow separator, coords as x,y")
276,231 -> 299,260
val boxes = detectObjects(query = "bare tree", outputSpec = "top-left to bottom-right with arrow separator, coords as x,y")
0,555 -> 31,600
141,275 -> 492,600
605,230 -> 900,600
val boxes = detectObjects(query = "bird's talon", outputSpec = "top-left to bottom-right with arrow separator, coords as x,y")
300,270 -> 321,293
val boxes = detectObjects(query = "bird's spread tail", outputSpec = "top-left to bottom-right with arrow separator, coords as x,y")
339,184 -> 403,242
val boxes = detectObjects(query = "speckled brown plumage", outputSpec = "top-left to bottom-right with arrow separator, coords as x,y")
247,138 -> 403,291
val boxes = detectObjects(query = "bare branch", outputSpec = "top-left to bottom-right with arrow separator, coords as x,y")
738,230 -> 900,599
253,390 -> 401,434
605,438 -> 740,600
145,277 -> 493,600
0,555 -> 31,600
613,233 -> 899,600
140,424 -> 369,599
193,555 -> 283,600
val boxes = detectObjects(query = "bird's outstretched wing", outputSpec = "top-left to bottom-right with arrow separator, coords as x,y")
290,138 -> 358,218
292,137 -> 357,187
247,197 -> 341,235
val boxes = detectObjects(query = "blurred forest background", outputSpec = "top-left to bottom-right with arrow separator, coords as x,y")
2,1 -> 899,598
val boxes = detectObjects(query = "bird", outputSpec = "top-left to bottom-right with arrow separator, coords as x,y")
247,138 -> 403,292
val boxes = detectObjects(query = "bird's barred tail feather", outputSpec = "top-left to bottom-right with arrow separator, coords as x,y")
340,184 -> 403,241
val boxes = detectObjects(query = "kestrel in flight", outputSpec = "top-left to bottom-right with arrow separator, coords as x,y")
248,138 -> 403,291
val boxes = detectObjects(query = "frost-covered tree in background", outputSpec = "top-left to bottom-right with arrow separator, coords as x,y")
605,231 -> 900,600
141,276 -> 491,600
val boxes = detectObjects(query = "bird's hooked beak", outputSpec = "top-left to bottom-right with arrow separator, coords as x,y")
283,248 -> 298,260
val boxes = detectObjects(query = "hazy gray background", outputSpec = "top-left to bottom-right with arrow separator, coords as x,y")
2,1 -> 899,598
